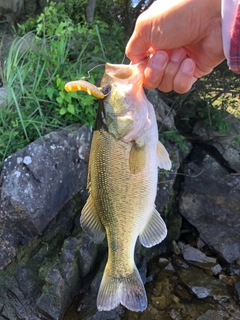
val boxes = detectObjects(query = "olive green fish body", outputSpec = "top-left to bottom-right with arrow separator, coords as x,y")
80,62 -> 171,312
91,128 -> 157,268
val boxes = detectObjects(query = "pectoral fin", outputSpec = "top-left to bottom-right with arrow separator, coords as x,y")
139,207 -> 167,248
129,141 -> 146,174
157,141 -> 171,170
80,195 -> 105,243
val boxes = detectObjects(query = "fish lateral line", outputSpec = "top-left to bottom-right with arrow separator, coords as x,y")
64,80 -> 110,99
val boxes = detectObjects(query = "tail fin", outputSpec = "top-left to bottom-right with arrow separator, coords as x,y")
97,264 -> 147,312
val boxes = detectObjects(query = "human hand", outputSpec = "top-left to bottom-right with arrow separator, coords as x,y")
125,0 -> 225,93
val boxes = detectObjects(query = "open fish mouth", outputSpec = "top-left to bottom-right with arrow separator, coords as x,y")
64,60 -> 147,99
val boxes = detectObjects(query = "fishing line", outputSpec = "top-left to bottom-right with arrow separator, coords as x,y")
158,169 -> 204,184
81,64 -> 105,80
121,53 -> 126,64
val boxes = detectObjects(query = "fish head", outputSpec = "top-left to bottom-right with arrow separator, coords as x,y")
98,62 -> 151,141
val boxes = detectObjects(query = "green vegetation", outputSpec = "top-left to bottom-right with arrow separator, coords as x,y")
0,1 -> 239,168
159,62 -> 240,142
160,127 -> 189,153
0,1 -> 125,167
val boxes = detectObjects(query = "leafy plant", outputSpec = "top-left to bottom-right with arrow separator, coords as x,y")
160,127 -> 189,153
195,99 -> 230,134
0,0 -> 125,167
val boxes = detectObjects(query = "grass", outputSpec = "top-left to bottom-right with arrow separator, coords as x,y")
1,1 -> 239,169
0,7 -> 125,168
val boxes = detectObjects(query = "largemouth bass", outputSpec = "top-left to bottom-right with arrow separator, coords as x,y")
65,62 -> 171,312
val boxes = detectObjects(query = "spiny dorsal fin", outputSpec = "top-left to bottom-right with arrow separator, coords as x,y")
80,195 -> 105,243
139,207 -> 167,248
157,141 -> 171,170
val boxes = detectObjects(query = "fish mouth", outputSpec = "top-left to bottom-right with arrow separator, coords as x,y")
105,63 -> 134,79
105,61 -> 147,83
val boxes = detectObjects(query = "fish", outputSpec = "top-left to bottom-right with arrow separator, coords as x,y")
65,61 -> 171,312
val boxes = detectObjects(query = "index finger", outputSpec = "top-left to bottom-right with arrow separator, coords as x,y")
125,31 -> 151,64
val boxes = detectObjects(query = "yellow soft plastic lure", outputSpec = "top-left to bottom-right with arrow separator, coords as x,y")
64,80 -> 105,99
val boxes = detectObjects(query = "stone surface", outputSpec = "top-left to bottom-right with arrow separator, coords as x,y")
197,310 -> 222,320
234,282 -> 240,301
146,89 -> 175,130
0,0 -> 46,20
179,266 -> 229,301
178,243 -> 217,264
179,152 -> 240,263
193,114 -> 240,173
78,232 -> 99,277
0,125 -> 91,269
0,196 -> 91,320
0,0 -> 24,15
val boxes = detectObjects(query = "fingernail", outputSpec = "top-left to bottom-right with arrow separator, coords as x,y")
170,48 -> 184,62
181,59 -> 194,74
151,51 -> 168,69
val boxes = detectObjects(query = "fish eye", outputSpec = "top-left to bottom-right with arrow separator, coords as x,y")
101,85 -> 111,96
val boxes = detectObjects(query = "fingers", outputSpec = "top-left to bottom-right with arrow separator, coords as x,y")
171,59 -> 197,93
143,51 -> 169,89
143,49 -> 197,94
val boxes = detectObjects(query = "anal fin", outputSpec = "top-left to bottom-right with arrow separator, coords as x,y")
80,195 -> 105,243
139,207 -> 167,248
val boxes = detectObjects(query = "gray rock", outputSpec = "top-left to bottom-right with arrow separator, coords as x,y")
0,0 -> 24,16
14,32 -> 36,54
0,273 -> 42,320
0,229 -> 17,270
191,286 -> 211,299
193,114 -> 240,172
211,264 -> 222,275
197,310 -> 222,320
165,262 -> 175,271
179,243 -> 217,264
146,89 -> 175,130
155,143 -> 183,246
78,232 -> 99,277
60,237 -> 81,289
179,153 -> 240,263
0,125 -> 91,268
179,266 -> 229,301
196,237 -> 205,249
0,197 -> 89,319
171,240 -> 181,255
158,257 -> 169,267
234,282 -> 240,301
